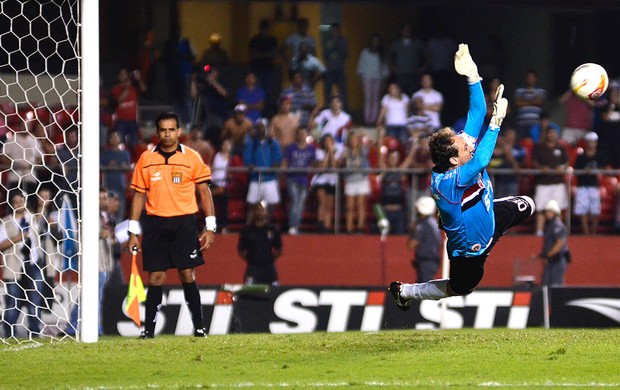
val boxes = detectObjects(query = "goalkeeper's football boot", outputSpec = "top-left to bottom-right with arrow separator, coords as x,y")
194,328 -> 208,338
389,281 -> 412,311
139,330 -> 154,339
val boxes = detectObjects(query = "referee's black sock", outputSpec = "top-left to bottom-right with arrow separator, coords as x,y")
182,281 -> 204,331
144,285 -> 163,335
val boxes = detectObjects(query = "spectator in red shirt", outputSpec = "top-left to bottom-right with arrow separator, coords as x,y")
111,67 -> 146,153
559,89 -> 594,145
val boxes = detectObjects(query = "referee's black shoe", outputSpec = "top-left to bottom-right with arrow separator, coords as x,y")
389,281 -> 412,311
194,328 -> 208,338
139,330 -> 154,339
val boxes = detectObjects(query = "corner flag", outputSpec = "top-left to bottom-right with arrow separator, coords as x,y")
126,250 -> 146,328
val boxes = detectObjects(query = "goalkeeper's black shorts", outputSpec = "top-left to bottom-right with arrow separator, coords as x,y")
448,196 -> 534,295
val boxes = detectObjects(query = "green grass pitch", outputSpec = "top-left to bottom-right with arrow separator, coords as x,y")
1,329 -> 618,388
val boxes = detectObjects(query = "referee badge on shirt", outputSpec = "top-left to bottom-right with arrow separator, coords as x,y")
171,171 -> 182,184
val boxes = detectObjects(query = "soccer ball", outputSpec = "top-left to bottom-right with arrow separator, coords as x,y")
570,63 -> 609,100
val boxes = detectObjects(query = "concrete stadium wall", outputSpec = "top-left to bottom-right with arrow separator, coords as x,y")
122,235 -> 620,288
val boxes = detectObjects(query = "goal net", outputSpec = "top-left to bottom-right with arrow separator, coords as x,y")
0,0 -> 85,343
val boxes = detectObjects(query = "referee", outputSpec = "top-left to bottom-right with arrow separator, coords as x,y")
127,112 -> 216,338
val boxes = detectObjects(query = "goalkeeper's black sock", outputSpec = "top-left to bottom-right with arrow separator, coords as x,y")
182,281 -> 204,331
144,285 -> 163,335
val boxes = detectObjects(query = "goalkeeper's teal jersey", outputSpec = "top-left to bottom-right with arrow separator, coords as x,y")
431,80 -> 501,258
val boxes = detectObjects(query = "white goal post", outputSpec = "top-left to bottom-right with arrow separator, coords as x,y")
80,0 -> 101,344
0,0 -> 100,343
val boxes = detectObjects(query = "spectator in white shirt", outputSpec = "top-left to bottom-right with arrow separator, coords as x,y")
411,73 -> 444,131
211,138 -> 232,233
291,42 -> 326,89
309,95 -> 352,145
356,33 -> 389,125
377,82 -> 410,145
0,116 -> 43,194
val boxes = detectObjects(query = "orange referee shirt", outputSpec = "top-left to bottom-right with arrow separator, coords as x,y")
130,144 -> 211,217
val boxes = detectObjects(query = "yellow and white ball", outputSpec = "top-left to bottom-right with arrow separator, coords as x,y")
570,63 -> 609,100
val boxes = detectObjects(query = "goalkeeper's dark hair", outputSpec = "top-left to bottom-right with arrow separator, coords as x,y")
155,112 -> 180,130
429,127 -> 458,172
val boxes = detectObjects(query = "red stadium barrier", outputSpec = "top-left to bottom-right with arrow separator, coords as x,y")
121,234 -> 620,288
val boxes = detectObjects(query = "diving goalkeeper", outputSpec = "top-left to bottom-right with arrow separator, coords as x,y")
390,44 -> 535,308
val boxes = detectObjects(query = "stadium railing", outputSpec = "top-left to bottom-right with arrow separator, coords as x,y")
98,166 -> 620,234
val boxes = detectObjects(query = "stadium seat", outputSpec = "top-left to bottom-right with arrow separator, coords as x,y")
561,140 -> 580,166
227,155 -> 248,198
599,175 -> 618,229
519,137 -> 535,168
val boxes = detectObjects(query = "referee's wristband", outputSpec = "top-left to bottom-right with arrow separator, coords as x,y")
205,216 -> 217,232
127,220 -> 141,236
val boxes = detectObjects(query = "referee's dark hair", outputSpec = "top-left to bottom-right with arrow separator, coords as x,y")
155,112 -> 180,130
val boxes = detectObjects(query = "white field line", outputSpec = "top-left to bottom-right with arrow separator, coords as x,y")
118,381 -> 620,388
1,341 -> 43,352
42,381 -> 620,389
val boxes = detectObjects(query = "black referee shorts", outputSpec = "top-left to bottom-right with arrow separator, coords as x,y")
142,214 -> 204,272
448,196 -> 535,295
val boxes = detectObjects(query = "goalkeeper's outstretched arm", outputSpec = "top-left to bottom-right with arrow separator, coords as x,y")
459,84 -> 508,182
454,44 -> 486,142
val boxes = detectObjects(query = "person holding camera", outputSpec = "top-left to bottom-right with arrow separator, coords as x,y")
191,65 -> 229,146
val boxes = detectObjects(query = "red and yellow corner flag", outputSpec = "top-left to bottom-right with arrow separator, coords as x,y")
126,251 -> 146,328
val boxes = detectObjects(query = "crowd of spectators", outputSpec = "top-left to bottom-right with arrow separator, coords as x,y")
4,16 -> 620,338
90,18 -> 620,236
88,18 -> 620,234
3,14 -> 620,341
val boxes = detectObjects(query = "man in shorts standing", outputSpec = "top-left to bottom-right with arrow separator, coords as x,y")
389,44 -> 535,307
532,127 -> 569,236
243,118 -> 282,223
572,131 -> 605,235
127,112 -> 216,338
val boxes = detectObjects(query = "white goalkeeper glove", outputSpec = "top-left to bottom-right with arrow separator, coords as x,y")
490,84 -> 508,128
454,43 -> 481,83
